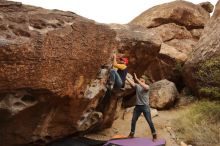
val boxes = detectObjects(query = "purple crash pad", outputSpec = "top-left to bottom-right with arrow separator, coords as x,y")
104,137 -> 166,146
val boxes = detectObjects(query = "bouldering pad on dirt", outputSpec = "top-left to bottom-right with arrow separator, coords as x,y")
104,137 -> 166,146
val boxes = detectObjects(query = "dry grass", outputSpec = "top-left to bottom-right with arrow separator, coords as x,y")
173,101 -> 220,146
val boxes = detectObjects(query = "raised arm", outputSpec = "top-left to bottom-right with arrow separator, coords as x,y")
126,76 -> 136,87
112,53 -> 127,70
113,53 -> 117,66
134,73 -> 149,90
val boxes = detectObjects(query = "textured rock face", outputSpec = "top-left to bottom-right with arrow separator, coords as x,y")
183,1 -> 220,99
109,24 -> 165,81
114,1 -> 211,88
199,2 -> 214,13
130,1 -> 210,29
129,0 -> 211,65
0,0 -> 217,145
0,1 -> 117,145
149,79 -> 178,109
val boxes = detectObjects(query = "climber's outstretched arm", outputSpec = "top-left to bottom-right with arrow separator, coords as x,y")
126,76 -> 136,87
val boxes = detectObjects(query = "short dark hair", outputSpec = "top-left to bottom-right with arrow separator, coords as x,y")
141,75 -> 151,84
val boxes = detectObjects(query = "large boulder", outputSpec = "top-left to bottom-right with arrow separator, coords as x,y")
129,1 -> 212,65
129,1 -> 210,29
110,1 -> 212,89
183,1 -> 220,99
199,2 -> 214,13
0,0 -> 217,145
149,79 -> 178,109
109,23 -> 184,88
109,24 -> 164,81
131,1 -> 214,90
122,78 -> 178,110
0,1 -> 117,145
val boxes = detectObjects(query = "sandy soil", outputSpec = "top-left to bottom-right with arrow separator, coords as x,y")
85,107 -> 186,146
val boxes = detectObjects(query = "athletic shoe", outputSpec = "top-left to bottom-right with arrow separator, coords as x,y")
128,132 -> 134,138
152,134 -> 157,142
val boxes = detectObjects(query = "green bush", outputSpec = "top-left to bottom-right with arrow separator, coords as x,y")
199,87 -> 220,99
196,57 -> 220,99
196,57 -> 220,84
173,101 -> 220,146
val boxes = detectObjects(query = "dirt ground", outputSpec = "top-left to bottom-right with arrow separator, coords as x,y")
85,107 -> 186,146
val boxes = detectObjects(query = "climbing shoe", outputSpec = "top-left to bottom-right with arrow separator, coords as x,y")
152,133 -> 157,142
128,132 -> 134,138
106,81 -> 114,90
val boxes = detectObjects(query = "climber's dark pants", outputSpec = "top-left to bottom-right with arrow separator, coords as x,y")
131,105 -> 156,135
109,69 -> 122,89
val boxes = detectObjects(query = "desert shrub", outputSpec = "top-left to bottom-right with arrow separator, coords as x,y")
173,101 -> 220,146
199,87 -> 220,99
196,57 -> 220,99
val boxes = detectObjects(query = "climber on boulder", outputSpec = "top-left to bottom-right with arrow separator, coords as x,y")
107,52 -> 128,90
97,52 -> 129,112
